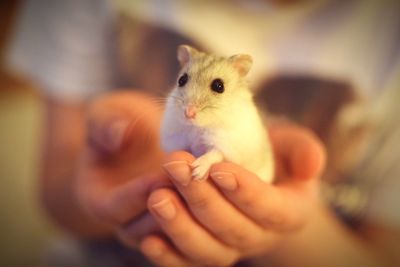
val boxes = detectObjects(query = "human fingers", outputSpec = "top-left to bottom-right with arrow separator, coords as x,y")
162,152 -> 272,250
268,122 -> 326,181
76,169 -> 171,227
140,235 -> 193,267
147,188 -> 239,266
82,90 -> 167,212
92,171 -> 172,248
76,164 -> 171,248
209,162 -> 307,231
116,212 -> 160,249
86,90 -> 164,162
76,90 -> 170,226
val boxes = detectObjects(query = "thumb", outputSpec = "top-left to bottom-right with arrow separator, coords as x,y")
86,90 -> 163,157
269,120 -> 326,181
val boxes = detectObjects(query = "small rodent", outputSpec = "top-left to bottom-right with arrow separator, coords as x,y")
161,45 -> 274,183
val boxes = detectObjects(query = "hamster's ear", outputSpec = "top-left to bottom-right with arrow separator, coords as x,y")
177,45 -> 200,66
229,54 -> 253,77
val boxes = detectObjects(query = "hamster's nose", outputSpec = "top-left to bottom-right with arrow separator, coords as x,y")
185,105 -> 197,119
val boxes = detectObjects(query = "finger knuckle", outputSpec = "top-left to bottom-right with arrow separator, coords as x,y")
212,251 -> 239,267
187,195 -> 209,210
168,225 -> 193,241
215,228 -> 252,248
259,210 -> 285,229
241,191 -> 261,210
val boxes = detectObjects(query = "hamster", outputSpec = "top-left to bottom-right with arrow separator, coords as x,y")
160,45 -> 274,183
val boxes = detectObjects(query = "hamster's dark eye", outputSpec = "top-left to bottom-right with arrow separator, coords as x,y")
178,73 -> 188,87
211,78 -> 224,94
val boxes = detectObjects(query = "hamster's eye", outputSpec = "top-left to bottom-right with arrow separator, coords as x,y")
211,78 -> 224,94
178,73 -> 188,87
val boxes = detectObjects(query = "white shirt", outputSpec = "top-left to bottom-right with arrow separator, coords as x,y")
8,0 -> 400,100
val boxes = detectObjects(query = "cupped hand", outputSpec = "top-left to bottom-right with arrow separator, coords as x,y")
139,122 -> 326,267
75,90 -> 170,244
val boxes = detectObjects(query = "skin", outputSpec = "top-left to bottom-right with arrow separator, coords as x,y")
41,90 -> 399,266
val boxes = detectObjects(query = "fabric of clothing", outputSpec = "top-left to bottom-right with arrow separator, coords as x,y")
7,0 -> 115,101
8,0 -> 400,100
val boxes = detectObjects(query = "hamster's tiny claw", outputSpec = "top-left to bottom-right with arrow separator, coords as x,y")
191,158 -> 211,181
192,168 -> 209,181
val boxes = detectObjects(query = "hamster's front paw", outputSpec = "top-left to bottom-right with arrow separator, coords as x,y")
190,150 -> 224,180
190,156 -> 211,181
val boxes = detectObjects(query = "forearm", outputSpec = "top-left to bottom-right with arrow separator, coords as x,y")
40,97 -> 112,238
260,203 -> 391,267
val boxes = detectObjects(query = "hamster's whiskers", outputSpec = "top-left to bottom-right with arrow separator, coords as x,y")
130,106 -> 161,145
200,104 -> 218,112
169,95 -> 184,104
153,95 -> 185,106
150,97 -> 168,103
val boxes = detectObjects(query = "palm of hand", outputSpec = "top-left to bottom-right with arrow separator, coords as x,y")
76,91 -> 325,267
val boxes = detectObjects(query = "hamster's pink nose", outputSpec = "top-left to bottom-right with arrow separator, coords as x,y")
185,105 -> 197,119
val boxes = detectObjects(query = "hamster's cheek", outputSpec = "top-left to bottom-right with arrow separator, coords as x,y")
190,113 -> 203,127
190,117 -> 202,127
194,113 -> 213,127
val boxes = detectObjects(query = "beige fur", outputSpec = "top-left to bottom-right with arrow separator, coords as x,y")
161,45 -> 274,182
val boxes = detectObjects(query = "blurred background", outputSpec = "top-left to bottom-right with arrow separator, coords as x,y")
0,0 -> 399,266
0,2 -> 60,267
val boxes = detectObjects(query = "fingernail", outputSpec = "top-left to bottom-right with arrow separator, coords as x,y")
151,198 -> 176,220
103,119 -> 130,151
210,172 -> 237,191
162,161 -> 191,186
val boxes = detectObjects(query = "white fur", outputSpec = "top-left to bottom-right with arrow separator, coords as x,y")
160,46 -> 274,182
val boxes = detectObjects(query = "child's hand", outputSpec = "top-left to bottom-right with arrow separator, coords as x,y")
139,122 -> 326,266
75,91 -> 170,243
